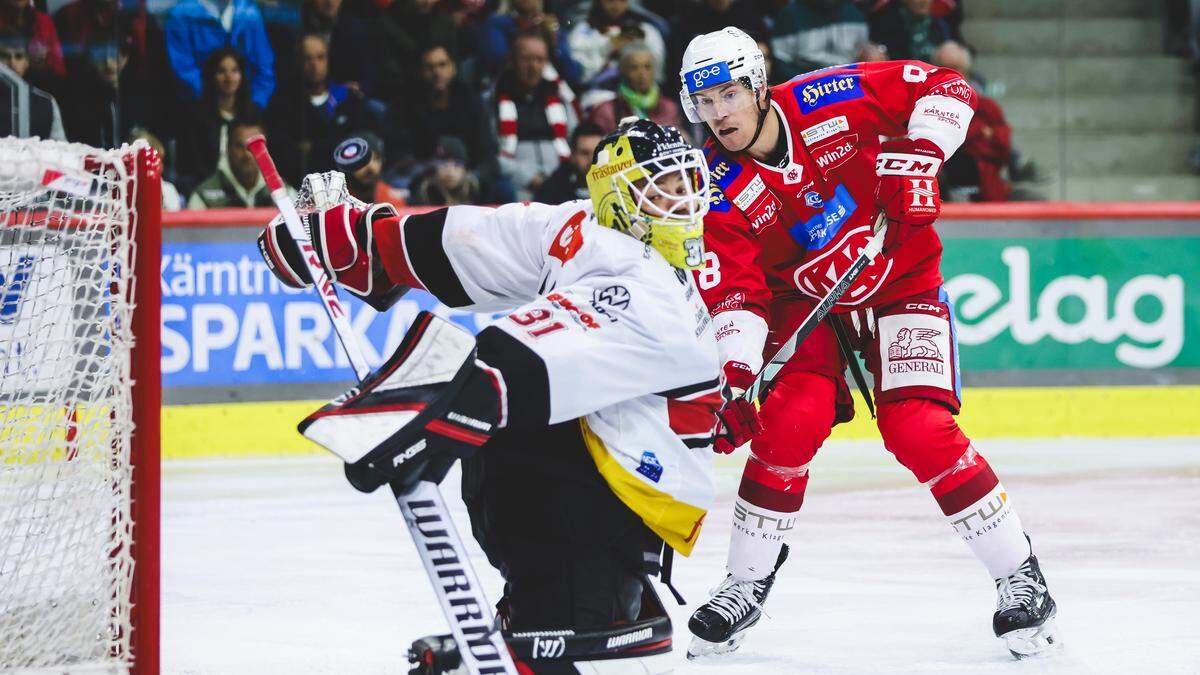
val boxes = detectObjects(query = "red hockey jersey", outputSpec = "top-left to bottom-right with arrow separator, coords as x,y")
695,60 -> 977,369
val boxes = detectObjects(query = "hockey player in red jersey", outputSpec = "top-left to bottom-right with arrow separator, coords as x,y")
678,28 -> 1059,660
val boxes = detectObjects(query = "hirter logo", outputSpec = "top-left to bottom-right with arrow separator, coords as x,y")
888,327 -> 943,361
795,73 -> 864,113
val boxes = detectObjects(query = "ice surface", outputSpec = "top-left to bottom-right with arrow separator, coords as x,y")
163,438 -> 1200,674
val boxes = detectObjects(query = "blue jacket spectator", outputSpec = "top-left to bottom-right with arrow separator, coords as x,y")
164,0 -> 275,108
479,0 -> 579,85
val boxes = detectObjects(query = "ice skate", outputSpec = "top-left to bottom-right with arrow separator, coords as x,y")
687,544 -> 788,659
993,552 -> 1061,659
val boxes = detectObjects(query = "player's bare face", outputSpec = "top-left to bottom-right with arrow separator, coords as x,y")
694,82 -> 760,152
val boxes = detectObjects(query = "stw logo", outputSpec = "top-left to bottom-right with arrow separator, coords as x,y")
908,179 -> 937,208
0,255 -> 35,324
888,327 -> 943,360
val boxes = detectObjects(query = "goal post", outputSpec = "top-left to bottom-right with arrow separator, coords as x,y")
0,138 -> 161,673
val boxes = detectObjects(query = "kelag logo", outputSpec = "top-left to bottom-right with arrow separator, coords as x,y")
160,241 -> 496,387
942,240 -> 1194,370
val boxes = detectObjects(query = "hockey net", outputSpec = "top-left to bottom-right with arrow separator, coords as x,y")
0,138 -> 161,672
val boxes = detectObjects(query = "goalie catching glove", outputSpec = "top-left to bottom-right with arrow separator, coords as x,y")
299,311 -> 505,494
257,201 -> 408,312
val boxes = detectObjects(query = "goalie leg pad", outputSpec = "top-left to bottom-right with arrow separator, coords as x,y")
298,311 -> 503,493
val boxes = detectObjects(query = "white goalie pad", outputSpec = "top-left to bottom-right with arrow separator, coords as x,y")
300,313 -> 477,464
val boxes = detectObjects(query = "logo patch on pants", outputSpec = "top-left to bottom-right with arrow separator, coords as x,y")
878,312 -> 953,392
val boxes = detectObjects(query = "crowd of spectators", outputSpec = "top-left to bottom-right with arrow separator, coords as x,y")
1,0 -> 1037,206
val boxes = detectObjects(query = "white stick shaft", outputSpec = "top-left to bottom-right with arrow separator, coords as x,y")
397,482 -> 518,675
267,187 -> 372,380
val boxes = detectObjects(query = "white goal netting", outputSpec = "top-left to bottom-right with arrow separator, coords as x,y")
0,138 -> 148,671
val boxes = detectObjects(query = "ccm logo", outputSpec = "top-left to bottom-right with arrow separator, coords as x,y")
875,152 -> 942,177
904,302 -> 943,313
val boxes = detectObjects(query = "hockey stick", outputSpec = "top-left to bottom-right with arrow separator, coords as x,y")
245,136 -> 517,675
744,212 -> 888,404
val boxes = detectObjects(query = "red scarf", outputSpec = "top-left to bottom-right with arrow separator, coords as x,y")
497,69 -> 572,161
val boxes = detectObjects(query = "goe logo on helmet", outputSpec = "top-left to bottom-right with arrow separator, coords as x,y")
687,62 -> 730,92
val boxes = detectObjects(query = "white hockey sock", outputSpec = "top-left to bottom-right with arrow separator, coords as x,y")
727,496 -> 796,581
944,482 -> 1032,579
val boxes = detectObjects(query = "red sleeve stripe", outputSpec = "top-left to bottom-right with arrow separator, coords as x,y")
371,214 -> 427,291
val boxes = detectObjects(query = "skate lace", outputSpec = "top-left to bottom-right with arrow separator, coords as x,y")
996,563 -> 1045,613
706,576 -> 766,624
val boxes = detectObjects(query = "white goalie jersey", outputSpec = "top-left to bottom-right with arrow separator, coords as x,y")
395,199 -> 722,554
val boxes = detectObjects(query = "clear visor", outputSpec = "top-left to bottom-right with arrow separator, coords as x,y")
689,82 -> 757,123
620,148 -> 711,227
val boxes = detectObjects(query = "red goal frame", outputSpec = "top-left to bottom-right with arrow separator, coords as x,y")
130,145 -> 162,675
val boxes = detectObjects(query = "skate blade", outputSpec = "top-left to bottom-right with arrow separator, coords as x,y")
686,632 -> 747,661
1002,616 -> 1063,659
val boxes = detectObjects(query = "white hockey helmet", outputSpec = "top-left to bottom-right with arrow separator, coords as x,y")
679,27 -> 767,124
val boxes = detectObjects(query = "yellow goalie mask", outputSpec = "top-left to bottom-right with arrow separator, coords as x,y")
586,118 -> 711,270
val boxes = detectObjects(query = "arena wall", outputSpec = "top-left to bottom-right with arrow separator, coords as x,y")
159,203 -> 1200,458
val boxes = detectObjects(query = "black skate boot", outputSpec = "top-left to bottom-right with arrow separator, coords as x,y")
686,544 -> 789,660
993,551 -> 1061,659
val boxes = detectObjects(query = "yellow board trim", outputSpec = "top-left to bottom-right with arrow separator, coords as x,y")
162,385 -> 1200,458
577,419 -> 708,557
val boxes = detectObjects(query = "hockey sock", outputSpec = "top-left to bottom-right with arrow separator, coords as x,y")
728,454 -> 808,580
929,447 -> 1031,579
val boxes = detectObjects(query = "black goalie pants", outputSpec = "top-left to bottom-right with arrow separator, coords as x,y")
461,420 -> 662,631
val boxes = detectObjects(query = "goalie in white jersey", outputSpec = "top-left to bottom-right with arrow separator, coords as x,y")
257,119 -> 721,672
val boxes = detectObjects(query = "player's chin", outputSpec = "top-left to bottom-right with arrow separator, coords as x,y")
715,127 -> 744,150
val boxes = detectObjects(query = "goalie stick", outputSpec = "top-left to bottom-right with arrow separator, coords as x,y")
744,212 -> 888,404
245,136 -> 517,675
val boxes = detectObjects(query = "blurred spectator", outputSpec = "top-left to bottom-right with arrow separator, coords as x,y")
164,0 -> 275,109
386,42 -> 498,196
479,0 -> 578,83
856,40 -> 888,62
533,121 -> 604,203
57,40 -> 131,147
266,33 -> 376,184
409,136 -> 482,205
568,0 -> 666,86
377,0 -> 459,92
271,0 -> 377,97
332,133 -> 406,206
771,0 -> 867,80
176,46 -> 262,195
933,41 -> 1012,202
54,0 -> 170,133
673,0 -> 765,75
491,31 -> 578,200
0,28 -> 63,139
868,0 -> 957,62
0,0 -> 64,86
188,117 -> 279,209
585,41 -> 682,132
129,128 -> 185,212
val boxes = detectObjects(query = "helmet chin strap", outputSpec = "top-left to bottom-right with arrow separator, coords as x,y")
705,88 -> 773,155
733,89 -> 773,154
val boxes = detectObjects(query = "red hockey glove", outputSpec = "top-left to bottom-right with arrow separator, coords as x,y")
714,360 -> 763,454
875,138 -> 944,227
257,202 -> 407,311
